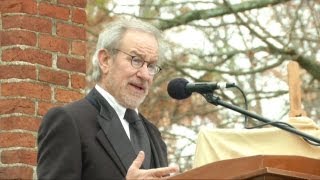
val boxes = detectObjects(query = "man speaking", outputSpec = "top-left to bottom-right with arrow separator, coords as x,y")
37,18 -> 179,179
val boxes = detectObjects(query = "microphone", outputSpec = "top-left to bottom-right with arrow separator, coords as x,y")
167,78 -> 235,100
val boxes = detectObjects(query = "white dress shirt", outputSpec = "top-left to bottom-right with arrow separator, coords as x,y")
95,84 -> 137,140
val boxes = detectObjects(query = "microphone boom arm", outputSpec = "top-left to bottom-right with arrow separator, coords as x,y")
201,93 -> 320,144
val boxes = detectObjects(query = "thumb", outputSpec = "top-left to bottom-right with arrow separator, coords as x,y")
131,151 -> 145,169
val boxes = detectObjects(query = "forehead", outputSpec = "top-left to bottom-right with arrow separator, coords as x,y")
120,29 -> 159,59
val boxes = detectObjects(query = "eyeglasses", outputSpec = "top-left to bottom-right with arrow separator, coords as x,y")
114,49 -> 162,75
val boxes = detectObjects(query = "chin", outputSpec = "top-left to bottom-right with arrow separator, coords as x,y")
122,95 -> 145,109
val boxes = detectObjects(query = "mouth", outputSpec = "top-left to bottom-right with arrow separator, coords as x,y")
128,82 -> 147,93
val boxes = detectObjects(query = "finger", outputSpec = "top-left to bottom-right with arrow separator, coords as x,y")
131,151 -> 145,169
151,166 -> 179,177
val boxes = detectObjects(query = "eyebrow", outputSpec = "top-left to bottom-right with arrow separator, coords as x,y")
129,50 -> 144,58
130,50 -> 158,63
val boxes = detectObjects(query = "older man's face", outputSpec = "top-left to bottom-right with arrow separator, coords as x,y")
100,29 -> 159,109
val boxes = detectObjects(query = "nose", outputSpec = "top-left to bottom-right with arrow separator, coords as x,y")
136,63 -> 152,81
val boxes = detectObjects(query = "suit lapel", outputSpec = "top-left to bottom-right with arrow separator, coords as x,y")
96,130 -> 127,175
86,89 -> 137,174
97,112 -> 136,171
140,115 -> 168,168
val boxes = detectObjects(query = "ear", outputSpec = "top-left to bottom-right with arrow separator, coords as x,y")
98,49 -> 112,74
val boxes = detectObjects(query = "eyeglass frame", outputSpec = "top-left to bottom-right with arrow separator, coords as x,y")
113,49 -> 162,75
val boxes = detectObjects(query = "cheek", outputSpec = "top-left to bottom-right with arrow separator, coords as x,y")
148,76 -> 154,84
148,79 -> 153,87
110,69 -> 131,87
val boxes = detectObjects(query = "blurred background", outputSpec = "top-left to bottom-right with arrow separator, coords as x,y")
85,0 -> 320,171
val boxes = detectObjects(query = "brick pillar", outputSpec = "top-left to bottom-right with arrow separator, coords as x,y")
0,0 -> 87,179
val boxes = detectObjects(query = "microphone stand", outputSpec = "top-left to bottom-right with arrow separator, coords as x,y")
201,93 -> 320,144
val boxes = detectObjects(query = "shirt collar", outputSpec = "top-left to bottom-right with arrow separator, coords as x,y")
95,84 -> 138,119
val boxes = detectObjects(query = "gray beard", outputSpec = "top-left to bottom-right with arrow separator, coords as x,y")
121,91 -> 146,109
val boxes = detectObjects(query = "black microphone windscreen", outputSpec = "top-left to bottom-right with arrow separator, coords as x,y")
167,78 -> 192,100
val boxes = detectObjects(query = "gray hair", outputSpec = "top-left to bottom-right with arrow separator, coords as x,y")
89,18 -> 164,82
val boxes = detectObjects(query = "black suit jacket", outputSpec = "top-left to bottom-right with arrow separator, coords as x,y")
37,88 -> 168,180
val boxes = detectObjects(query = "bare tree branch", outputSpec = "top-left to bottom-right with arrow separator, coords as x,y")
157,0 -> 291,30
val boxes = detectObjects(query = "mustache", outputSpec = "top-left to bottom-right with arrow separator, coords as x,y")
128,80 -> 148,90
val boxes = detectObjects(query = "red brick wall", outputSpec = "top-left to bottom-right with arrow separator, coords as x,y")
0,0 -> 87,179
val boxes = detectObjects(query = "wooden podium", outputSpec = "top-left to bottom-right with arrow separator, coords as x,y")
170,155 -> 320,179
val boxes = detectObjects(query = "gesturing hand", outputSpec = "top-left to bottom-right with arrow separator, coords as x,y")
126,151 -> 179,180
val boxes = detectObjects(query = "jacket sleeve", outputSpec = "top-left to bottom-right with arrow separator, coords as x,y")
37,107 -> 82,180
